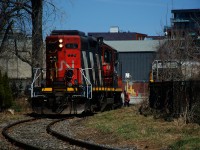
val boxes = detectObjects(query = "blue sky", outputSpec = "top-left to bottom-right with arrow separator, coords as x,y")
47,0 -> 200,36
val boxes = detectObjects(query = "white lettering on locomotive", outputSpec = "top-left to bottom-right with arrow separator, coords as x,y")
58,60 -> 74,71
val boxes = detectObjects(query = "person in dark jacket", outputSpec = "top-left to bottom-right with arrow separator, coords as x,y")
124,90 -> 130,107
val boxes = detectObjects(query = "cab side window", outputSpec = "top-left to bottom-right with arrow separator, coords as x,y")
104,50 -> 112,63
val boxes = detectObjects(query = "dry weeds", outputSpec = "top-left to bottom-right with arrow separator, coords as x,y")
69,105 -> 200,149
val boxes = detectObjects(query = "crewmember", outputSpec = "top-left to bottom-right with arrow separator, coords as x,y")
124,90 -> 130,107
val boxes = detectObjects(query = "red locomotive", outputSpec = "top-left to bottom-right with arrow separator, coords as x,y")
31,30 -> 123,114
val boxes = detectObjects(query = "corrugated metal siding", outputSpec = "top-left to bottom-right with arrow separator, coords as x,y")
119,52 -> 156,81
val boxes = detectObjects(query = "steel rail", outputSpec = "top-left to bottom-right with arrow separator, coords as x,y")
2,118 -> 40,150
47,119 -> 123,150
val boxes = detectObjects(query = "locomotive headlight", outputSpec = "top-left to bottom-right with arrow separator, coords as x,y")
59,43 -> 63,48
59,39 -> 63,43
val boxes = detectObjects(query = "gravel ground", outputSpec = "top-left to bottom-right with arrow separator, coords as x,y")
7,118 -> 85,149
0,114 -> 134,150
0,115 -> 87,150
0,115 -> 30,150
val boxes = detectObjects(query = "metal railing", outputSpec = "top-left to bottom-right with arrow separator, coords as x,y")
31,68 -> 45,98
80,68 -> 92,99
31,67 -> 93,99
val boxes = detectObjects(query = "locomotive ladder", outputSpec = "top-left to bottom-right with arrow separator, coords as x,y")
80,68 -> 92,99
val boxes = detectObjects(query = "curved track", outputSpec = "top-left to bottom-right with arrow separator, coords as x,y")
2,116 -> 123,150
2,118 -> 40,150
47,119 -> 122,150
2,117 -> 82,149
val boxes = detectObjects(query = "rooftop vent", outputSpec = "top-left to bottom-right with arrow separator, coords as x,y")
110,26 -> 119,33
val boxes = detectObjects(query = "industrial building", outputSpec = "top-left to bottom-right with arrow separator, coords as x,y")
0,30 -> 32,92
89,27 -> 164,97
88,27 -> 147,41
89,27 -> 163,82
104,40 -> 161,81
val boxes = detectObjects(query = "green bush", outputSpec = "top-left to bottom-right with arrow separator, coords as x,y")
3,72 -> 13,108
11,101 -> 22,112
0,70 -> 13,110
0,71 -> 5,110
11,81 -> 19,97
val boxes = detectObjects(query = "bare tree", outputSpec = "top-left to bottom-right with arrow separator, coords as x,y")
0,0 -> 58,71
31,0 -> 43,68
153,30 -> 200,81
151,29 -> 200,123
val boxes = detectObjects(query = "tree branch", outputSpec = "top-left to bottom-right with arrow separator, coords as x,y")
1,0 -> 32,15
0,21 -> 13,54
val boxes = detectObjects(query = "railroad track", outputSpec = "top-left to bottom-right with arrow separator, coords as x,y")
47,119 -> 122,150
2,118 -> 39,149
2,116 -> 122,150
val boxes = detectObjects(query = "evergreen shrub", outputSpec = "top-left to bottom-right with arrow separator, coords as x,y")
0,70 -> 13,110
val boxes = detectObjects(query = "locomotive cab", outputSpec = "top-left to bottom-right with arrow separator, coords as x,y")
101,44 -> 121,87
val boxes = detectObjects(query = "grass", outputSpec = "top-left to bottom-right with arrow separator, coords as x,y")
0,97 -> 31,124
80,105 -> 200,149
169,137 -> 200,149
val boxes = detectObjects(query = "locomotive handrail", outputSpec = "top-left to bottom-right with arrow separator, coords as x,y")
80,68 -> 93,99
31,68 -> 45,98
